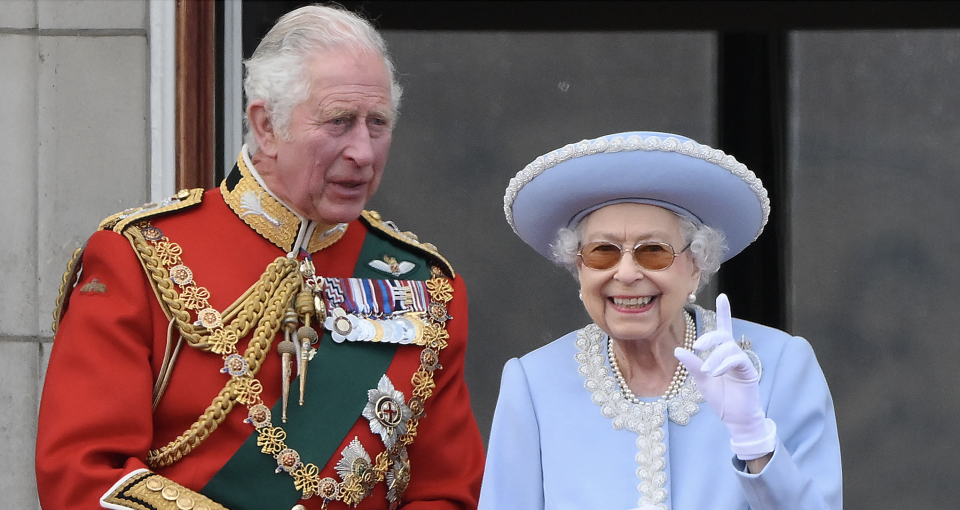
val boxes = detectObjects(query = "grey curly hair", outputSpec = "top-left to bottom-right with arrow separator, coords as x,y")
550,212 -> 726,290
243,4 -> 403,154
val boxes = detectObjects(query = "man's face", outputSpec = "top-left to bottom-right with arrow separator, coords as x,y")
267,49 -> 394,224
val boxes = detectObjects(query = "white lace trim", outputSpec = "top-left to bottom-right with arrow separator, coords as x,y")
575,306 -> 714,510
503,134 -> 770,240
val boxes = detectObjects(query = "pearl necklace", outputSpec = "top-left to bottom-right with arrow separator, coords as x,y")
608,310 -> 696,403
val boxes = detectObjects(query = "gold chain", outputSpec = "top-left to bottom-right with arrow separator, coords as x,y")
132,222 -> 453,507
128,223 -> 301,467
254,266 -> 453,506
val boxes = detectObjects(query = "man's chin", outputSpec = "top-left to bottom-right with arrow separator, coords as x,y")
310,203 -> 366,225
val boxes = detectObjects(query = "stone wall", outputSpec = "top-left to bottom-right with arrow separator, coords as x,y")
0,1 -> 149,507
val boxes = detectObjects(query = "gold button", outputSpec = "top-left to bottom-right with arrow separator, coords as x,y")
161,486 -> 180,501
145,477 -> 164,491
176,495 -> 195,509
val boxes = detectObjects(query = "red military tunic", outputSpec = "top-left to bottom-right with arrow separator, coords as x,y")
36,156 -> 484,510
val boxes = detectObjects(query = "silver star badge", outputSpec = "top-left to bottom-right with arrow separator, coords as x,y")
335,437 -> 372,482
362,375 -> 412,449
386,447 -> 411,506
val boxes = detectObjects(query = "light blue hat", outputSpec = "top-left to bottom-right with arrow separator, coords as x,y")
504,131 -> 770,263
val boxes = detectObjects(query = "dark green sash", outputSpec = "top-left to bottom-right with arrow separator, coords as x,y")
201,227 -> 432,509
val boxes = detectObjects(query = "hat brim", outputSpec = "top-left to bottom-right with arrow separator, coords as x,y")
505,132 -> 769,263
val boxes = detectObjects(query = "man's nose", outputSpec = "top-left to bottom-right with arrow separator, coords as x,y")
344,122 -> 376,166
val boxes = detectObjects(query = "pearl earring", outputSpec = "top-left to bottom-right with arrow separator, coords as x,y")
687,292 -> 696,304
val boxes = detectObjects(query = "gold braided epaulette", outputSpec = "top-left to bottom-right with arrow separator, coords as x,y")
51,245 -> 84,333
361,210 -> 455,278
52,190 -> 204,333
99,188 -> 204,233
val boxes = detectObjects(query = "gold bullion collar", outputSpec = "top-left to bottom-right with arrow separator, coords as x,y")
222,147 -> 346,253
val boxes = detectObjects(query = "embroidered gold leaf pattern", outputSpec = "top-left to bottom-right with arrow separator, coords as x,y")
257,426 -> 287,454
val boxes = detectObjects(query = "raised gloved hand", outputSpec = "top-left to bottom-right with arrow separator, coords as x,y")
674,293 -> 776,460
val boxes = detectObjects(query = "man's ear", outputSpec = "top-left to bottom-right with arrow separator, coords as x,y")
247,99 -> 279,158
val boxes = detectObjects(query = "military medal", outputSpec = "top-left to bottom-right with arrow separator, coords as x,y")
321,276 -> 438,347
138,209 -> 457,506
386,448 -> 411,510
362,375 -> 412,449
335,438 -> 375,506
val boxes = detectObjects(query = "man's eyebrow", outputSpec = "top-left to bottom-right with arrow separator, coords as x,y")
318,107 -> 395,124
320,107 -> 357,119
370,108 -> 397,124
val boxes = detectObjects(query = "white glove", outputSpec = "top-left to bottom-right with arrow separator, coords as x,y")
674,293 -> 776,460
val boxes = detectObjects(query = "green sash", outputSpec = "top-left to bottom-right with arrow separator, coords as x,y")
201,227 -> 432,509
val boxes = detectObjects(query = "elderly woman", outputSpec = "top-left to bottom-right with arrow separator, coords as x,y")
479,132 -> 841,510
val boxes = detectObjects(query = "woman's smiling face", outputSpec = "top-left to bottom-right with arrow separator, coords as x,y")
576,203 -> 701,344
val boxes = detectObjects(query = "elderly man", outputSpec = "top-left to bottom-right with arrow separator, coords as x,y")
36,5 -> 485,510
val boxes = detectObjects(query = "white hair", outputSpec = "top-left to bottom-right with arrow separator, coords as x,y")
550,211 -> 727,290
242,4 -> 403,154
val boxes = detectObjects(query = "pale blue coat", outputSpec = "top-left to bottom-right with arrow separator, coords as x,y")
479,309 -> 842,510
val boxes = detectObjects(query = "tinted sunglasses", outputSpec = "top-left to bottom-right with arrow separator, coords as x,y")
577,241 -> 690,271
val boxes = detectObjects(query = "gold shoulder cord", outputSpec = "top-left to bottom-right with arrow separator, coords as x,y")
51,246 -> 85,333
131,221 -> 455,508
125,223 -> 302,467
51,189 -> 204,334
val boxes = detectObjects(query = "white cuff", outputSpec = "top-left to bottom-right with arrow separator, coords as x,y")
731,418 -> 777,460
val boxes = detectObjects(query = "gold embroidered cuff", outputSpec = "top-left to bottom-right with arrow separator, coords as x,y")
102,470 -> 228,510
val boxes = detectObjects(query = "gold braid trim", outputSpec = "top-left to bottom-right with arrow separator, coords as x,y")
361,210 -> 455,278
51,245 -> 85,333
130,217 -> 455,505
145,261 -> 301,467
102,188 -> 203,233
102,470 -> 228,510
54,189 -> 202,334
127,221 -> 303,468
126,227 -> 191,328
125,226 -> 299,352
